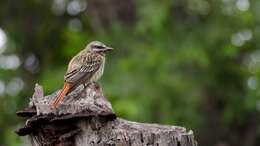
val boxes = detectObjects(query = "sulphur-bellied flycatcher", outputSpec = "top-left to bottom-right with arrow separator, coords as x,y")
51,41 -> 113,109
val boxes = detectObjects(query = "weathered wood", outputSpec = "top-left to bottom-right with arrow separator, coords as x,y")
16,83 -> 197,146
75,118 -> 196,146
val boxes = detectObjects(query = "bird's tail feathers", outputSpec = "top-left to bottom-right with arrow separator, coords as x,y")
51,82 -> 71,109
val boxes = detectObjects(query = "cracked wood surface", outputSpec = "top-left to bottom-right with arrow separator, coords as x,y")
16,83 -> 197,146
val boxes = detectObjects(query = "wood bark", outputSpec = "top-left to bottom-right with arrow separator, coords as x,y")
16,83 -> 197,146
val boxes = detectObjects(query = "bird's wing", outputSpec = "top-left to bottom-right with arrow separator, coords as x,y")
64,53 -> 103,84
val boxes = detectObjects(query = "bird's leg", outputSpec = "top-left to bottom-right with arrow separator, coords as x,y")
93,82 -> 101,91
93,82 -> 99,87
84,82 -> 100,89
83,82 -> 92,89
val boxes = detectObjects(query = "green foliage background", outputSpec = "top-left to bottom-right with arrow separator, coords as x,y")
0,0 -> 260,145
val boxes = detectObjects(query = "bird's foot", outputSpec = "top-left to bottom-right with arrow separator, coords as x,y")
83,82 -> 92,89
83,82 -> 99,89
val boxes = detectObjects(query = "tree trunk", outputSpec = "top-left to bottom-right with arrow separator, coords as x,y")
16,83 -> 197,146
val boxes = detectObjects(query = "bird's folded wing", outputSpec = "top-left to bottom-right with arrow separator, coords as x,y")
64,54 -> 102,84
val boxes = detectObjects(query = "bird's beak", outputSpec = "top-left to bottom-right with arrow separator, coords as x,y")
104,47 -> 113,52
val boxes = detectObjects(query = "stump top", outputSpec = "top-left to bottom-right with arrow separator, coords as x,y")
16,83 -> 116,136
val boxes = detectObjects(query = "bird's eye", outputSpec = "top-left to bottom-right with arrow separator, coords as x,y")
95,45 -> 104,49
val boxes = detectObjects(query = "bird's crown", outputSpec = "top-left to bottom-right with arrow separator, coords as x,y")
86,41 -> 106,50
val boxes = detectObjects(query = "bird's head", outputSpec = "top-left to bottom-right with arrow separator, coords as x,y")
86,41 -> 113,54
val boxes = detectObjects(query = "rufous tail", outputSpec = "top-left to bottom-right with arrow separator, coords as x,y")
51,82 -> 71,109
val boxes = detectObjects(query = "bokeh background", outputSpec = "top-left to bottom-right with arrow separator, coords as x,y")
0,0 -> 260,146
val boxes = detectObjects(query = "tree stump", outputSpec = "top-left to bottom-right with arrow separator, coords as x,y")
16,83 -> 197,146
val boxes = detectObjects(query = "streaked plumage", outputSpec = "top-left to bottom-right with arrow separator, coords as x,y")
51,41 -> 113,109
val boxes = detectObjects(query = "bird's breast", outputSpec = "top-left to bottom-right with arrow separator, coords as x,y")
90,57 -> 105,82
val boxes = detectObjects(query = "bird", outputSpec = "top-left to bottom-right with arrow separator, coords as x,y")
50,41 -> 113,109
